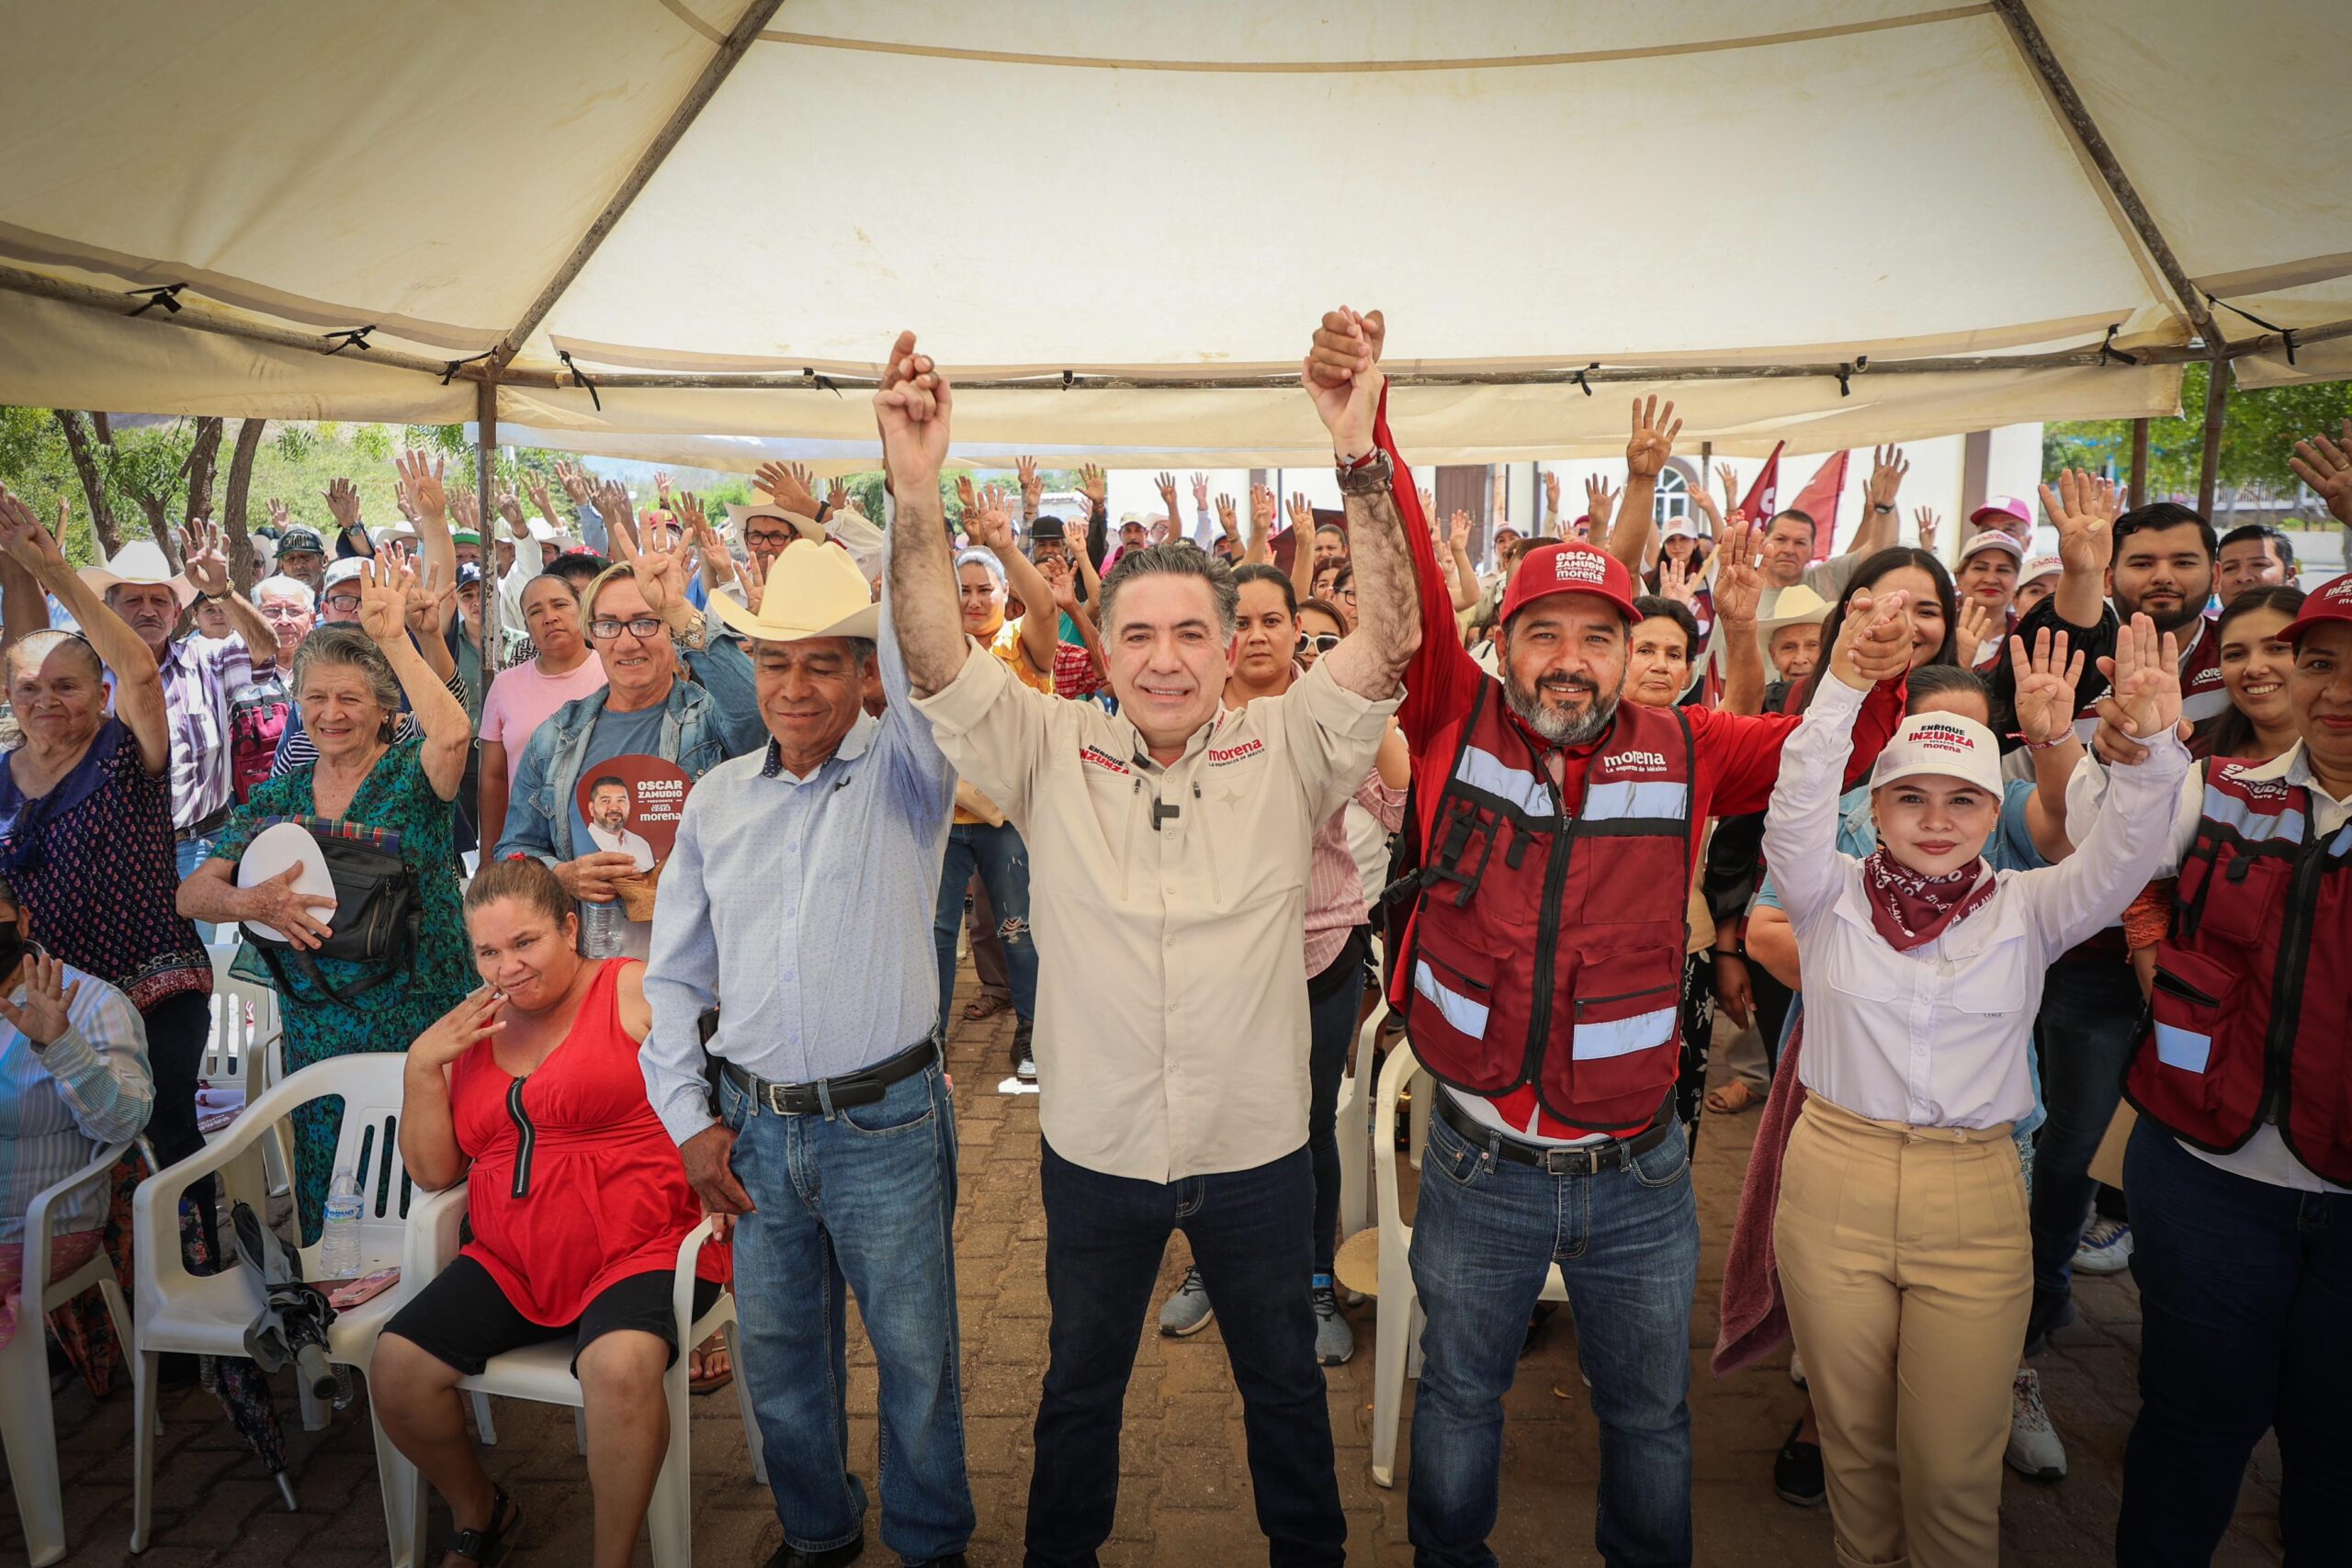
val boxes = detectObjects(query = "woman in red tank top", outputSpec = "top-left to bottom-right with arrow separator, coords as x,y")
372,858 -> 728,1568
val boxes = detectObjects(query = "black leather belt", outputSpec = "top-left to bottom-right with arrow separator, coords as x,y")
1437,1090 -> 1677,1176
176,806 -> 231,844
720,1038 -> 938,1116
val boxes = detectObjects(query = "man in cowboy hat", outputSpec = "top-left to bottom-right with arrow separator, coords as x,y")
77,530 -> 278,925
642,532 -> 971,1568
1754,581 -> 1833,696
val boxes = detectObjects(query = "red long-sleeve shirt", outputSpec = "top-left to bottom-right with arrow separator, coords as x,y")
1374,395 -> 1902,1137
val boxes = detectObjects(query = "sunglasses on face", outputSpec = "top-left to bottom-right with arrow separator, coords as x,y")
590,615 -> 666,640
1297,632 -> 1343,655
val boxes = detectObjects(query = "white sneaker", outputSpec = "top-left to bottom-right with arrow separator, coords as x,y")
1789,1349 -> 1807,1388
2006,1369 -> 2067,1480
2073,1216 -> 2133,1275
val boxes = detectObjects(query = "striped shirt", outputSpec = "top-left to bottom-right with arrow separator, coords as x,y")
1308,769 -> 1406,975
0,967 -> 153,1243
160,634 -> 264,829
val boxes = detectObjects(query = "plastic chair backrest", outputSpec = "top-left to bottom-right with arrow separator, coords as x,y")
205,945 -> 281,1093
332,1065 -> 416,1262
1374,1037 -> 1422,1236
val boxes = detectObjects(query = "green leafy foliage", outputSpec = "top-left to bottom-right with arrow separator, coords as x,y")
2043,366 -> 2352,519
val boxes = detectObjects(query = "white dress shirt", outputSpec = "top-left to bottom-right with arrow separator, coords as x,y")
2066,743 -> 2352,1195
1766,677 -> 2188,1129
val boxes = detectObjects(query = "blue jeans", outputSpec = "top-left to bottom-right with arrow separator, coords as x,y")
1306,940 -> 1366,1275
2027,956 -> 2142,1309
1408,1107 -> 1699,1568
933,821 -> 1037,1037
175,832 -> 217,945
2117,1119 -> 2352,1566
720,1061 -> 974,1562
1029,1141 -> 1345,1568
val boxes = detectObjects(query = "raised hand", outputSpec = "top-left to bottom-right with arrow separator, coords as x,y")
2041,468 -> 2120,576
1584,474 -> 1619,534
411,984 -> 509,1071
739,547 -> 769,614
1190,472 -> 1209,509
553,459 -> 592,506
493,486 -> 526,532
593,479 -> 636,547
755,460 -> 820,515
1016,455 -> 1043,508
1250,484 -> 1277,536
1038,551 -> 1081,615
1215,493 -> 1238,536
1830,587 -> 1913,689
2289,419 -> 2352,525
677,490 -> 723,558
1713,521 -> 1763,625
1448,509 -> 1473,550
449,488 -> 481,535
1864,444 -> 1909,511
0,951 -> 82,1048
2007,627 -> 2086,746
1077,463 -> 1107,506
1717,461 -> 1741,513
266,497 -> 291,531
827,478 -> 850,513
355,555 -> 412,645
1153,472 -> 1180,519
403,559 -> 449,637
1543,470 -> 1562,519
176,519 -> 231,597
2096,612 -> 2184,741
1657,552 -> 1697,606
1689,480 -> 1723,531
1418,487 -> 1436,522
1914,506 -> 1940,553
393,451 -> 447,523
324,477 -> 363,530
1626,395 -> 1681,479
1956,597 -> 2000,658
621,511 -> 692,618
1302,306 -> 1386,457
965,482 -> 1016,553
654,469 -> 673,502
873,329 -> 951,486
1286,491 -> 1314,535
0,487 -> 70,576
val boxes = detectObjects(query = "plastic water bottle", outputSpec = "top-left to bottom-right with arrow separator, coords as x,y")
319,1168 -> 363,1279
582,900 -> 622,958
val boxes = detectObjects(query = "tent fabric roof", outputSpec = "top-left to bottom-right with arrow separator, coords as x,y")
2,1 -> 2345,465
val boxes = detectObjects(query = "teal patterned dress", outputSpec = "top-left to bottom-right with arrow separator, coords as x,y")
209,738 -> 471,1243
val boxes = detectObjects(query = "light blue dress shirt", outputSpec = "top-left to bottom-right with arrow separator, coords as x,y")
639,583 -> 956,1145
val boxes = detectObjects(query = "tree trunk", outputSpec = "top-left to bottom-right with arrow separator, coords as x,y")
51,410 -> 124,559
221,418 -> 267,588
164,416 -> 226,566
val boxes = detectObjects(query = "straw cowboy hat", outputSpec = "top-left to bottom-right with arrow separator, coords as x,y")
707,538 -> 880,643
1756,582 -> 1833,632
77,540 -> 195,606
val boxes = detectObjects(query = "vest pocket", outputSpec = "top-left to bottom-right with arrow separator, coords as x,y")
1408,920 -> 1502,1077
2147,949 -> 2233,1108
1566,949 -> 1681,1109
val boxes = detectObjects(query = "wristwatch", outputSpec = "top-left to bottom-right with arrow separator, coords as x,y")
1337,450 -> 1395,494
671,608 -> 708,652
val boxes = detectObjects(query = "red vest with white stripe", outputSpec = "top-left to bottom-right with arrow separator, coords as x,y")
2127,758 -> 2352,1184
1398,683 -> 1695,1132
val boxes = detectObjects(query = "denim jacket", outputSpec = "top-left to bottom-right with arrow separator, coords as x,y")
492,637 -> 763,863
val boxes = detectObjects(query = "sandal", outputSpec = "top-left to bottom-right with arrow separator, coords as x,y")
1705,1080 -> 1761,1115
688,1333 -> 733,1396
443,1485 -> 522,1566
963,994 -> 1012,1022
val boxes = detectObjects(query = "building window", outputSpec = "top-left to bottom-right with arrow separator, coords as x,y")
1655,466 -> 1690,525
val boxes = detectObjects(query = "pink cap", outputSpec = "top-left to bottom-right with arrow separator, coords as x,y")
2279,571 -> 2352,645
1970,494 -> 2033,535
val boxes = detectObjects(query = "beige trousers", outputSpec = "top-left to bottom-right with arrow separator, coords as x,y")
1775,1094 -> 2031,1568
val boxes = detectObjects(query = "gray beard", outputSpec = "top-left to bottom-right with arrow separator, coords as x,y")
1503,670 -> 1619,746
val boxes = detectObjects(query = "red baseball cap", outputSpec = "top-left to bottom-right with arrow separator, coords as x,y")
2279,571 -> 2352,645
1498,541 -> 1641,626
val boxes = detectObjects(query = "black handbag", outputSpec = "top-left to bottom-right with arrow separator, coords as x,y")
243,822 -> 421,1009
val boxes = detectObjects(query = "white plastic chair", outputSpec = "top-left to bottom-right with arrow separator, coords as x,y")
202,944 -> 292,1210
401,1218 -> 763,1568
130,1054 -> 468,1562
1369,1041 -> 1568,1488
1,1140 -> 132,1567
1333,1003 -> 1378,1242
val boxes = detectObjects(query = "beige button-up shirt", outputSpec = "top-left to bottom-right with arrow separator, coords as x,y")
913,644 -> 1398,1181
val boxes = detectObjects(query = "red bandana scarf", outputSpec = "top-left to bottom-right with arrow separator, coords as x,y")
1861,846 -> 1996,952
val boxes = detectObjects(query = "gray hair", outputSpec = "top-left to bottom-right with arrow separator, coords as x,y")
6,628 -> 105,684
953,548 -> 1005,582
254,574 -> 317,611
1097,542 -> 1239,639
289,624 -> 401,717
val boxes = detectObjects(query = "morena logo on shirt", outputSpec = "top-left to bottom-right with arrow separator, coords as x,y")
1079,745 -> 1131,776
1207,739 -> 1265,766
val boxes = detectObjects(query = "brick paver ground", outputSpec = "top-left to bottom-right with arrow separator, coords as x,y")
10,999 -> 2286,1566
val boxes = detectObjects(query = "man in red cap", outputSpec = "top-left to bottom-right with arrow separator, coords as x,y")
1308,310 -> 1913,1566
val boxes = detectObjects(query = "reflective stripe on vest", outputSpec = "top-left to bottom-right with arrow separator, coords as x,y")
1583,780 -> 1690,821
2199,783 -> 2308,843
1574,1002 -> 1682,1061
1414,960 -> 1490,1036
1453,742 -> 1552,818
2153,1021 -> 2212,1074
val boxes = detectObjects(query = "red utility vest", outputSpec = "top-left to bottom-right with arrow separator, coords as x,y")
2127,758 -> 2352,1185
1396,683 -> 1694,1132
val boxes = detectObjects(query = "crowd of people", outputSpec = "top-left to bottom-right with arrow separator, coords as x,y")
0,308 -> 2346,1568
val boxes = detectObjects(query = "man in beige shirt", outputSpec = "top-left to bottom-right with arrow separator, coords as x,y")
882,310 -> 1419,1567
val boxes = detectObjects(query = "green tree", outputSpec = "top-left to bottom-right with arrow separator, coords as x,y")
2043,367 -> 2352,521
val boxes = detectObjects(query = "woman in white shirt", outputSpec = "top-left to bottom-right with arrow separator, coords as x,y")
1760,600 -> 2188,1568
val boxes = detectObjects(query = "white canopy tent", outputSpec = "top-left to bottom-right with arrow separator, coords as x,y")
2,0 -> 2346,477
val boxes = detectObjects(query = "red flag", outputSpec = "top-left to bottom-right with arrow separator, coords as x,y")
1736,442 -> 1783,528
1789,449 -> 1850,562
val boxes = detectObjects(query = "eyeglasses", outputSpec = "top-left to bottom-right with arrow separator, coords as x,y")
1297,632 -> 1343,655
590,615 -> 666,640
745,528 -> 797,550
322,593 -> 362,614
